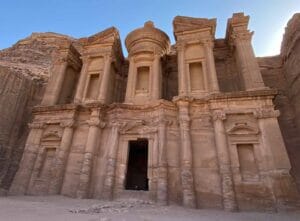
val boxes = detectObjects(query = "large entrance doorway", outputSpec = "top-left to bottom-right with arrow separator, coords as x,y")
125,139 -> 149,191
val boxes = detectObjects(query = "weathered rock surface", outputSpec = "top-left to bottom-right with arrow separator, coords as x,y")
281,13 -> 300,186
0,32 -> 75,194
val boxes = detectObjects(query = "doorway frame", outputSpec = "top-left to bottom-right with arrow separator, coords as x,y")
113,133 -> 158,199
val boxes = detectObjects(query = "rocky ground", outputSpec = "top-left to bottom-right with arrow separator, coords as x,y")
0,196 -> 299,221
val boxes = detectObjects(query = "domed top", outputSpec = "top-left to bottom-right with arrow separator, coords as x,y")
125,21 -> 170,55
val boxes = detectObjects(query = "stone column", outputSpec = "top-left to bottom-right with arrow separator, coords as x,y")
9,122 -> 45,195
231,33 -> 265,90
98,55 -> 112,103
177,43 -> 187,96
152,54 -> 161,100
125,57 -> 135,102
74,57 -> 89,103
41,59 -> 68,105
203,40 -> 219,92
77,110 -> 102,198
177,100 -> 196,208
212,110 -> 237,211
254,109 -> 291,171
156,112 -> 168,205
27,146 -> 46,194
102,122 -> 122,200
48,120 -> 75,194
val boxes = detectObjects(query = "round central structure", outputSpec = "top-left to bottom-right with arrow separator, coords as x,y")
125,21 -> 170,55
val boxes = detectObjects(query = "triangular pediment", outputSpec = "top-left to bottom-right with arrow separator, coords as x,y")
227,123 -> 259,135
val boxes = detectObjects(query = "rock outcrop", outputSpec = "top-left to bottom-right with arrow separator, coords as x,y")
0,33 -> 75,194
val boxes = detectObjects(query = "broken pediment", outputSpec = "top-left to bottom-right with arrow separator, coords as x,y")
79,27 -> 120,46
173,16 -> 216,39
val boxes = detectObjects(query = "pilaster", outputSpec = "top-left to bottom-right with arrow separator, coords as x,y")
177,43 -> 188,96
74,56 -> 90,103
202,39 -> 219,92
9,122 -> 45,195
48,120 -> 75,194
212,110 -> 237,211
98,55 -> 113,103
77,110 -> 104,198
177,99 -> 196,208
102,121 -> 123,200
152,54 -> 162,99
156,110 -> 169,205
226,13 -> 265,90
41,58 -> 68,105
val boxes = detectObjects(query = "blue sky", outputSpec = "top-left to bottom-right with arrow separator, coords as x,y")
1,0 -> 299,56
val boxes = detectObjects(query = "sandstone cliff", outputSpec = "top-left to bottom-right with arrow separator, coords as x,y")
0,33 -> 75,194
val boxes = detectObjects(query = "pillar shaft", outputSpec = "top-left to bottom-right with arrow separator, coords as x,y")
98,55 -> 112,103
41,61 -> 68,105
157,116 -> 168,205
49,122 -> 74,194
74,59 -> 89,103
125,57 -> 135,102
212,111 -> 237,211
102,123 -> 120,200
77,116 -> 101,199
234,38 -> 265,90
204,42 -> 219,92
152,55 -> 161,100
9,123 -> 44,195
177,44 -> 187,96
178,101 -> 196,208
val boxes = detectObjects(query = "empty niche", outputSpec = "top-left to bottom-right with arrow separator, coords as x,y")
86,73 -> 100,99
39,147 -> 56,179
189,62 -> 204,91
237,144 -> 259,182
136,66 -> 149,93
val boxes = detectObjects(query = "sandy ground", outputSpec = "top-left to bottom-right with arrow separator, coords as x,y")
0,196 -> 300,221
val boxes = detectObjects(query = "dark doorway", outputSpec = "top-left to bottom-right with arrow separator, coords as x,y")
125,139 -> 149,191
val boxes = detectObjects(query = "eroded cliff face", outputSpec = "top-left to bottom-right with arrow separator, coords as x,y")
256,14 -> 300,188
280,13 -> 300,186
0,33 -> 75,194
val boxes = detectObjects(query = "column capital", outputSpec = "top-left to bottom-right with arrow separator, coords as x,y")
201,38 -> 214,48
212,110 -> 226,121
28,122 -> 46,129
230,31 -> 253,43
86,118 -> 106,128
60,120 -> 76,128
175,42 -> 186,51
253,108 -> 280,119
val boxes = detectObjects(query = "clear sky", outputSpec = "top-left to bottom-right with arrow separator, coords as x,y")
1,0 -> 300,56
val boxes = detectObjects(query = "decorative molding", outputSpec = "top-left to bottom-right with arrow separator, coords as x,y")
253,108 -> 280,119
28,122 -> 46,129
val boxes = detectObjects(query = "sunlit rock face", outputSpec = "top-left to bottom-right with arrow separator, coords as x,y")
1,13 -> 300,211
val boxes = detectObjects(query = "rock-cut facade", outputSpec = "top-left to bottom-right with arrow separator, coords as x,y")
9,13 -> 300,211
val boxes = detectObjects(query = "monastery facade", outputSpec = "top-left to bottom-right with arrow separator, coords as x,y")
9,13 -> 299,211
